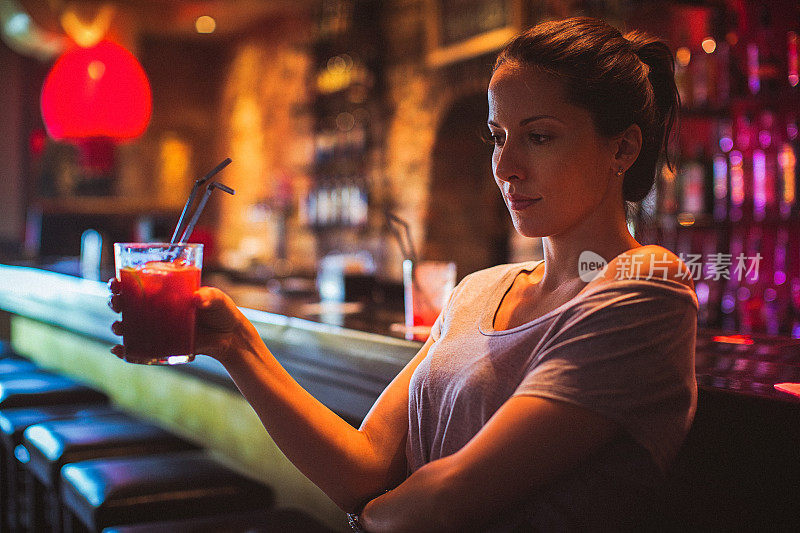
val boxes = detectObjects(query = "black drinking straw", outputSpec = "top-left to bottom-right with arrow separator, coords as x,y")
178,181 -> 235,243
384,210 -> 437,319
170,158 -> 232,244
384,210 -> 418,263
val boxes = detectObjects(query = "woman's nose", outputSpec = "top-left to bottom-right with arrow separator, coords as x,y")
493,140 -> 523,183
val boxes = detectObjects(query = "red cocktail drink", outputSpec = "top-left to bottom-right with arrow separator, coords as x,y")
114,243 -> 203,365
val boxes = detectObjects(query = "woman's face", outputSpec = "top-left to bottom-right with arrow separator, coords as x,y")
487,63 -> 619,238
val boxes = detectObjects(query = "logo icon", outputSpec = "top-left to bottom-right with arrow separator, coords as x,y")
578,250 -> 608,282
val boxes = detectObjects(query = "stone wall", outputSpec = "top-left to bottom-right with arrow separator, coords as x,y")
216,14 -> 317,274
210,0 -> 543,280
379,0 -> 534,280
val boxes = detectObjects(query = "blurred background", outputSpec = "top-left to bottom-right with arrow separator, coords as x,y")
0,0 -> 798,336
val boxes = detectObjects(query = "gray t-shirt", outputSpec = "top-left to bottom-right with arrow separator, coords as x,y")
406,260 -> 698,531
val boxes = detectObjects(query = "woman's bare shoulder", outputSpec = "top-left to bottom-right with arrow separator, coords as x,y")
601,245 -> 694,290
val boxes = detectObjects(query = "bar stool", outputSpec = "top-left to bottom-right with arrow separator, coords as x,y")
0,370 -> 110,530
100,508 -> 337,533
60,451 -> 276,532
0,404 -> 119,532
20,414 -> 199,533
0,372 -> 108,409
0,339 -> 18,358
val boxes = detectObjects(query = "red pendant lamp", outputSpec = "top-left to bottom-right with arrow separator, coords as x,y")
41,39 -> 152,142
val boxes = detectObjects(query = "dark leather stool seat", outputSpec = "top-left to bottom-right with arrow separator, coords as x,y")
0,372 -> 109,409
101,508 -> 336,533
0,357 -> 39,375
0,340 -> 19,358
61,451 -> 276,532
0,403 -> 118,532
0,371 -> 110,530
21,414 -> 198,532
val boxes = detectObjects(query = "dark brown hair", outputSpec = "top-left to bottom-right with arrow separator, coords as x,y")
494,17 -> 680,207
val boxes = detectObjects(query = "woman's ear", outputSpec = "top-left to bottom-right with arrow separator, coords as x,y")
612,123 -> 642,173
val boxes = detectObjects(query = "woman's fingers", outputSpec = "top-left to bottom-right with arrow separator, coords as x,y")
107,278 -> 120,295
110,344 -> 126,359
109,278 -> 125,360
107,294 -> 122,313
107,278 -> 122,313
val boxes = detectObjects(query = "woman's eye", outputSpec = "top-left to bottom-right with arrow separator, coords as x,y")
528,133 -> 551,144
485,132 -> 504,147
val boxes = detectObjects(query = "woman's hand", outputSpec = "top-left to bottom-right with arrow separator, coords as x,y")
107,278 -> 252,364
191,286 -> 253,362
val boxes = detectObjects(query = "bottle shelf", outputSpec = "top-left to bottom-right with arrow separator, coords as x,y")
33,197 -> 182,217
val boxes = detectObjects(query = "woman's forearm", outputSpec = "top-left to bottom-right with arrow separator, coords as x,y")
360,456 -> 467,533
219,320 -> 391,510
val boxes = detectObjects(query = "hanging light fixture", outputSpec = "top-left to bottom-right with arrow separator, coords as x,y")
41,39 -> 152,142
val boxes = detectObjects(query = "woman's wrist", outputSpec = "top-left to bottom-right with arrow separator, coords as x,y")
215,320 -> 264,368
353,490 -> 389,533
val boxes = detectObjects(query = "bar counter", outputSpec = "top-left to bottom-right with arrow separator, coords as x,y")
0,264 -> 421,531
1,264 -> 799,529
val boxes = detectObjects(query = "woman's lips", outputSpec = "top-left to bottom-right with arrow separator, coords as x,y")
506,196 -> 542,210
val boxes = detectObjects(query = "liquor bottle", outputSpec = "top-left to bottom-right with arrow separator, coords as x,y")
782,113 -> 799,218
790,246 -> 800,338
731,114 -> 754,222
789,31 -> 799,88
700,230 -> 723,327
330,176 -> 344,227
712,120 -> 731,221
357,178 -> 369,227
778,139 -> 797,220
303,185 -> 317,227
752,112 -> 777,221
762,111 -> 778,213
720,227 -> 743,332
679,146 -> 707,216
690,46 -> 709,108
316,179 -> 331,226
657,161 -> 679,217
778,141 -> 797,219
339,176 -> 352,226
748,6 -> 781,97
712,153 -> 729,221
728,149 -> 745,222
747,41 -> 760,95
713,41 -> 731,108
752,145 -> 767,222
767,227 -> 789,335
737,226 -> 765,333
674,46 -> 692,109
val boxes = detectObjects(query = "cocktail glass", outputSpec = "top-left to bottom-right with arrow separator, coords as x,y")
403,259 -> 456,341
114,243 -> 202,365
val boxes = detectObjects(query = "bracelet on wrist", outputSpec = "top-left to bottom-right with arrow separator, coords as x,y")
347,512 -> 366,532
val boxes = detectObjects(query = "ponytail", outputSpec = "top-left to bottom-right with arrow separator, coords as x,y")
622,31 -> 681,203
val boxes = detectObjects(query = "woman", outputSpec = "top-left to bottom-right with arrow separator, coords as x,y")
110,17 -> 697,532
